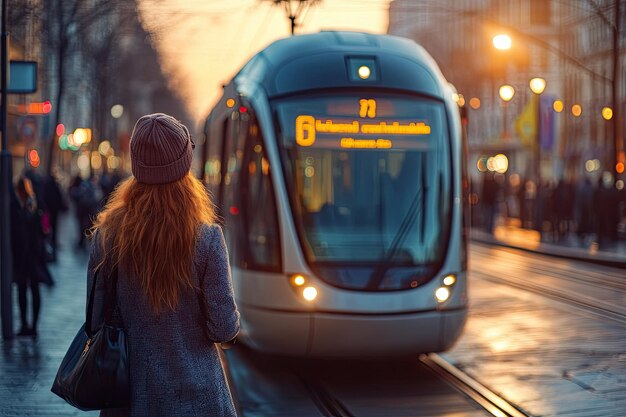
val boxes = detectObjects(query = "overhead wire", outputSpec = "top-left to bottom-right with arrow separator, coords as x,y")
246,5 -> 276,55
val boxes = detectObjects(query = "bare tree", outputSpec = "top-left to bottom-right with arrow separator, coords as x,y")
41,0 -> 134,174
79,2 -> 137,161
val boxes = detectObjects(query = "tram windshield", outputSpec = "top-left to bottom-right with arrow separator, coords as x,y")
272,93 -> 452,290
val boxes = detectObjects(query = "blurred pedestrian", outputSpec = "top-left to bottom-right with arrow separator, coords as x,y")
538,180 -> 555,239
553,179 -> 574,241
575,177 -> 594,244
88,113 -> 239,416
481,172 -> 500,234
42,173 -> 68,260
11,176 -> 51,337
99,169 -> 123,204
593,173 -> 619,247
69,174 -> 101,249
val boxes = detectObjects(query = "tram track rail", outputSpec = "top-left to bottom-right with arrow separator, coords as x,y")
294,354 -> 530,417
478,269 -> 626,325
299,375 -> 355,417
472,246 -> 626,324
472,243 -> 626,291
471,244 -> 626,325
419,353 -> 531,417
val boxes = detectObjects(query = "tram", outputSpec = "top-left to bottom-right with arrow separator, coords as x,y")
202,31 -> 469,357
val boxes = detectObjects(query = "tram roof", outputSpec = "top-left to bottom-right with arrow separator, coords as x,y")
235,31 -> 448,99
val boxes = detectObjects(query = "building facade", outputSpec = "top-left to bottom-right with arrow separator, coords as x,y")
388,0 -> 625,186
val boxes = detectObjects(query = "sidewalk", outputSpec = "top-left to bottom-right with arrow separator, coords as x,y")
471,218 -> 626,268
0,214 -> 97,416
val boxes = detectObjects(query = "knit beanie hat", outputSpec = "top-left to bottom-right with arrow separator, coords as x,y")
130,113 -> 193,184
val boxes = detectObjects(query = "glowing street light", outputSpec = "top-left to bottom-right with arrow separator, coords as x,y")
528,77 -> 546,219
493,34 -> 512,50
499,85 -> 515,102
553,100 -> 564,113
499,85 -> 515,139
110,104 -> 124,119
529,77 -> 546,95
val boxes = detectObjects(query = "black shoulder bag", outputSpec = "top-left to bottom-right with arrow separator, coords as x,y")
51,265 -> 130,411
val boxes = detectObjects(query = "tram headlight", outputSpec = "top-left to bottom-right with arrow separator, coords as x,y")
357,65 -> 371,79
435,287 -> 450,303
289,274 -> 319,302
302,286 -> 318,301
291,274 -> 306,286
443,274 -> 456,286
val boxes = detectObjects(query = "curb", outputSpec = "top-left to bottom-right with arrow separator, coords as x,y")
471,233 -> 626,269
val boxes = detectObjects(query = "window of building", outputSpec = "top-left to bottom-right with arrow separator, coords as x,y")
530,0 -> 551,25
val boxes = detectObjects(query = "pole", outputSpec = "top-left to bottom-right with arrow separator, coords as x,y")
534,93 -> 542,232
0,0 -> 14,340
501,101 -> 508,139
612,0 -> 622,175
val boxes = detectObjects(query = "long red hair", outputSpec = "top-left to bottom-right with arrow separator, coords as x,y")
91,173 -> 216,312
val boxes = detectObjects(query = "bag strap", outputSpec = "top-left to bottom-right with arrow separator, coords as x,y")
85,264 -> 119,338
85,265 -> 101,338
103,266 -> 120,326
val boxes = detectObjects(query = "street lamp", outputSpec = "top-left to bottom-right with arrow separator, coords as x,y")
110,104 -> 124,119
499,85 -> 515,102
493,34 -> 512,50
529,77 -> 546,95
530,77 -> 546,231
0,0 -> 13,340
499,84 -> 515,138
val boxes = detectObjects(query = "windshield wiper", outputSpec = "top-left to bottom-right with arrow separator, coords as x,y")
365,158 -> 427,290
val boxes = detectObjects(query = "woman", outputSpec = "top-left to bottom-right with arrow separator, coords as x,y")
88,113 -> 240,416
11,176 -> 45,337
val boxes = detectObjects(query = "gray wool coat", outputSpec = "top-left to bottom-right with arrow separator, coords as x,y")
87,224 -> 240,417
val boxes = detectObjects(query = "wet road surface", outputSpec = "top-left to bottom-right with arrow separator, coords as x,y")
444,243 -> 626,417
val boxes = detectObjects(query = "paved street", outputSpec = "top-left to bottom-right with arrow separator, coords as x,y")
447,244 -> 626,417
1,214 -> 97,416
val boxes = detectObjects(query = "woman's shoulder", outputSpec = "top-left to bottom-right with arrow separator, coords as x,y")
87,229 -> 105,264
196,223 -> 224,251
195,223 -> 227,272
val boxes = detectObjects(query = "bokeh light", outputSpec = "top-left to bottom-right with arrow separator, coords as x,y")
553,100 -> 564,112
529,77 -> 546,95
358,65 -> 371,79
477,156 -> 488,172
110,104 -> 124,119
499,85 -> 515,102
91,151 -> 102,170
585,159 -> 601,172
77,153 -> 90,171
98,140 -> 112,156
492,34 -> 512,50
28,149 -> 40,168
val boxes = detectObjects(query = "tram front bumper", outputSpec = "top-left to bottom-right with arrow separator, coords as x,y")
239,305 -> 467,357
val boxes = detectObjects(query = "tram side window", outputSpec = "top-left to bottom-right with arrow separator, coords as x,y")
204,118 -> 226,204
221,114 -> 246,263
241,116 -> 281,272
